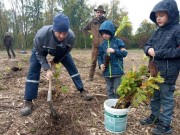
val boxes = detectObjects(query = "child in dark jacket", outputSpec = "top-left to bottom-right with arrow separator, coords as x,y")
140,0 -> 180,134
97,20 -> 128,99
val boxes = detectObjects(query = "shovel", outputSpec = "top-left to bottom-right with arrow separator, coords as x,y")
47,76 -> 58,117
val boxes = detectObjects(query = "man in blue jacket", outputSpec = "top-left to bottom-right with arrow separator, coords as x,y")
20,13 -> 93,116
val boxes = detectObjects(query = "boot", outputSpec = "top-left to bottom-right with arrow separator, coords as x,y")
80,90 -> 93,101
152,122 -> 172,135
20,101 -> 33,116
140,114 -> 159,125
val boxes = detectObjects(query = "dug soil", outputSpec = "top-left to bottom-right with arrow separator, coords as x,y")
0,49 -> 180,135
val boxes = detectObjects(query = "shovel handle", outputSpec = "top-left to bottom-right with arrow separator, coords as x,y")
47,78 -> 52,101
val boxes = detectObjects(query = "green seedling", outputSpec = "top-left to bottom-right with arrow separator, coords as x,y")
115,64 -> 164,109
61,86 -> 68,93
5,66 -> 11,74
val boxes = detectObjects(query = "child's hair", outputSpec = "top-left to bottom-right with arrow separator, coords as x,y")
100,30 -> 112,37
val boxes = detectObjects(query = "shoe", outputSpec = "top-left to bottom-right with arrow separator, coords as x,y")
80,90 -> 93,101
152,123 -> 172,135
20,101 -> 33,116
140,114 -> 159,125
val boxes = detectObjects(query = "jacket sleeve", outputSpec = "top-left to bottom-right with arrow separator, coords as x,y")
144,40 -> 154,56
53,44 -> 72,63
33,36 -> 50,71
82,22 -> 91,36
97,45 -> 104,66
143,32 -> 157,56
155,48 -> 180,59
114,39 -> 128,57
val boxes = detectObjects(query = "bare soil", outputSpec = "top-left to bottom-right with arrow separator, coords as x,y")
0,49 -> 180,135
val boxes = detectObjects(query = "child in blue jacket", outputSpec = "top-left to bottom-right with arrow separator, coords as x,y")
97,20 -> 128,99
140,0 -> 180,134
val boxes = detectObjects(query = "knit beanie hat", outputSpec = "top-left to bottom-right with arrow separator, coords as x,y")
53,13 -> 70,32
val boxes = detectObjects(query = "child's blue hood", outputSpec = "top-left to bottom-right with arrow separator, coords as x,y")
99,20 -> 115,37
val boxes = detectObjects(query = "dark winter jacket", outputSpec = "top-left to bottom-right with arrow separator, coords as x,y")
3,35 -> 13,47
98,20 -> 128,77
82,16 -> 107,47
144,0 -> 180,84
33,25 -> 75,70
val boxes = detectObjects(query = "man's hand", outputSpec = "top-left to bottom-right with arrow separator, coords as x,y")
107,48 -> 115,53
148,48 -> 155,57
46,69 -> 53,80
100,64 -> 105,72
49,60 -> 56,71
49,60 -> 55,66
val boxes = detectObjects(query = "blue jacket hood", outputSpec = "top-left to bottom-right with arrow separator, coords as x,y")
150,0 -> 179,25
99,20 -> 115,37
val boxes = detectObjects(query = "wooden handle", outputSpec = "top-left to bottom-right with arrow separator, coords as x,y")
47,78 -> 52,101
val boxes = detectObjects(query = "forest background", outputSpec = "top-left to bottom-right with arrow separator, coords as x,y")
0,0 -> 180,50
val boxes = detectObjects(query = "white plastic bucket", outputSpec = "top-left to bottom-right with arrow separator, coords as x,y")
104,99 -> 129,133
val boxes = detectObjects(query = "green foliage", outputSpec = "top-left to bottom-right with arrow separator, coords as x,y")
132,20 -> 156,48
115,65 -> 164,109
53,63 -> 68,93
17,62 -> 23,69
0,0 -> 158,49
115,16 -> 131,36
53,63 -> 61,80
174,90 -> 180,97
61,85 -> 68,93
4,66 -> 11,74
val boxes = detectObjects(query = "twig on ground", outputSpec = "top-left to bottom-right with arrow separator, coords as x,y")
0,97 -> 9,100
93,93 -> 107,97
94,97 -> 99,103
95,117 -> 104,125
0,104 -> 20,108
41,115 -> 48,125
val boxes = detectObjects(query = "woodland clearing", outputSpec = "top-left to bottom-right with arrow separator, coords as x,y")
0,49 -> 180,135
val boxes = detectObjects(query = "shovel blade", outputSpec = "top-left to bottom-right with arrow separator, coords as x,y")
48,101 -> 58,118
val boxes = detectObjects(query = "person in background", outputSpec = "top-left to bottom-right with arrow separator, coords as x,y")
97,20 -> 128,99
3,32 -> 16,59
82,5 -> 108,81
20,13 -> 93,116
140,0 -> 180,134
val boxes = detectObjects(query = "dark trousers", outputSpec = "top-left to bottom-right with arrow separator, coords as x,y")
24,49 -> 83,100
151,83 -> 175,126
105,77 -> 121,99
5,46 -> 16,58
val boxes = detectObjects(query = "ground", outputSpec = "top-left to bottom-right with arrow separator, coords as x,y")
0,49 -> 180,135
